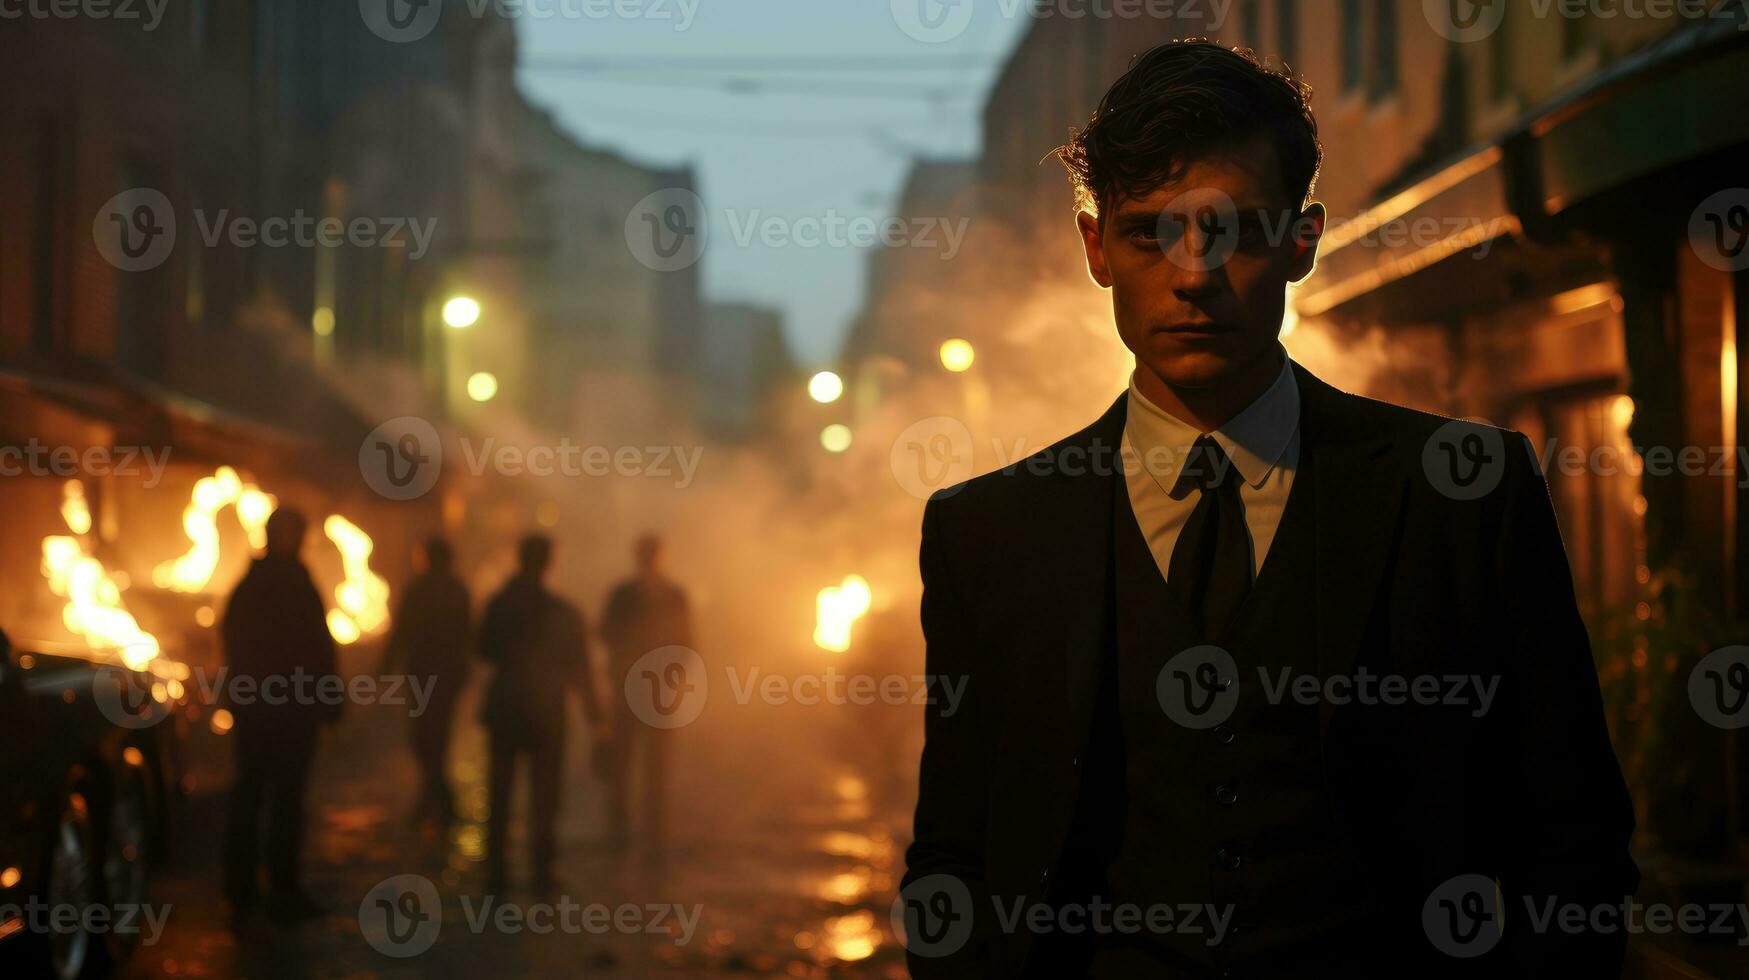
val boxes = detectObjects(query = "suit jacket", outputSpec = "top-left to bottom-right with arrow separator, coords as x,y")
601,576 -> 694,675
478,575 -> 600,744
902,363 -> 1637,978
221,554 -> 340,733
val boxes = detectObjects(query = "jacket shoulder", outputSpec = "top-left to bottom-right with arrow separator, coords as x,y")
1312,378 -> 1530,455
927,398 -> 1124,511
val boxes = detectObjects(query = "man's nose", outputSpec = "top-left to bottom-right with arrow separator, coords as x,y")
1170,250 -> 1224,300
1165,220 -> 1229,297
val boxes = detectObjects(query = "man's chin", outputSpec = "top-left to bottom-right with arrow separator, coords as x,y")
1144,351 -> 1246,390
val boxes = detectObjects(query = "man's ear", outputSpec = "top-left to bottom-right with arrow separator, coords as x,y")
1287,202 -> 1326,283
1076,210 -> 1113,288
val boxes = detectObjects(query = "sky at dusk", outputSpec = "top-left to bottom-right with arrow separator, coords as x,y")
515,2 -> 1034,366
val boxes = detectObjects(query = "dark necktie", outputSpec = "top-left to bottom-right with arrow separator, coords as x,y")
1166,435 -> 1253,643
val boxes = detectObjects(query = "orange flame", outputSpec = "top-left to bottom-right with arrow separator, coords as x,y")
42,481 -> 160,669
814,575 -> 872,653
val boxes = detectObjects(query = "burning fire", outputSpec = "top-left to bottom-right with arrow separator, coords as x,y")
41,481 -> 160,669
323,514 -> 390,645
153,466 -> 278,592
147,467 -> 389,644
814,575 -> 872,653
60,479 -> 93,535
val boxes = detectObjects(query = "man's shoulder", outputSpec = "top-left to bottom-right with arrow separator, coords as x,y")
544,589 -> 585,622
1307,376 -> 1492,441
927,396 -> 1126,514
1307,377 -> 1531,471
607,578 -> 639,600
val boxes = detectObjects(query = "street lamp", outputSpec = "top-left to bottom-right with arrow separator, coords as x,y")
466,371 -> 499,403
940,338 -> 975,373
820,424 -> 852,453
808,370 -> 844,404
443,296 -> 482,329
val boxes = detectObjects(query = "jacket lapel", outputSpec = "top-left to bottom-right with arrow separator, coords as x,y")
1296,363 -> 1408,737
1043,393 -> 1127,747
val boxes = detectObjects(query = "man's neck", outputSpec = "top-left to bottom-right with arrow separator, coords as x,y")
1134,347 -> 1285,434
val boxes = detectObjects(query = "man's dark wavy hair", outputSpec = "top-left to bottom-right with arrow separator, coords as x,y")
1057,39 -> 1322,219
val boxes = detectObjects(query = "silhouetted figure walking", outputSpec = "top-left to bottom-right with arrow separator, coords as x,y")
384,536 -> 470,826
221,507 -> 337,920
479,535 -> 601,893
600,533 -> 693,858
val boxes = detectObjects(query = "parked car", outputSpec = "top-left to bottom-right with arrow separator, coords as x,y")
0,629 -> 182,979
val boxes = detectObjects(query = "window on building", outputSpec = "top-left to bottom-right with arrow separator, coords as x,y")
1489,6 -> 1513,103
1277,0 -> 1299,72
1341,0 -> 1365,93
1369,0 -> 1398,100
185,233 -> 205,327
32,114 -> 61,356
114,161 -> 172,379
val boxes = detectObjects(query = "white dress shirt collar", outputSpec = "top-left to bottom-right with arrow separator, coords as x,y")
1125,350 -> 1301,494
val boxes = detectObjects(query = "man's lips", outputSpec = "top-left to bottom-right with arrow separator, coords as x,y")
1158,322 -> 1229,336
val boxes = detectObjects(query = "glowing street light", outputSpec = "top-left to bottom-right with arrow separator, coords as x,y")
443,296 -> 481,329
808,370 -> 845,404
467,371 -> 499,402
940,338 -> 975,373
820,424 -> 852,453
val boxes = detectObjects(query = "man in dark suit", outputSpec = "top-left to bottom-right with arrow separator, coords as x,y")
221,507 -> 338,920
600,533 -> 694,858
901,42 -> 1636,978
383,536 -> 470,826
479,534 -> 603,894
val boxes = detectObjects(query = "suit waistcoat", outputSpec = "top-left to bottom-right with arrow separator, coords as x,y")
1082,443 -> 1378,977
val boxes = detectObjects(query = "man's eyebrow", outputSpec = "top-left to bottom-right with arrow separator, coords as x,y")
1114,200 -> 1286,222
1111,205 -> 1172,224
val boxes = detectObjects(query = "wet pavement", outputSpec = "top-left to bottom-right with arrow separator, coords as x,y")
118,670 -> 918,979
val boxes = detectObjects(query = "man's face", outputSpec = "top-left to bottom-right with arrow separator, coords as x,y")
1078,134 -> 1324,390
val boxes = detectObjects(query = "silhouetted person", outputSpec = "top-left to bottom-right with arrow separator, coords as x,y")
221,507 -> 337,920
384,536 -> 470,825
479,534 -> 601,893
600,533 -> 693,857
